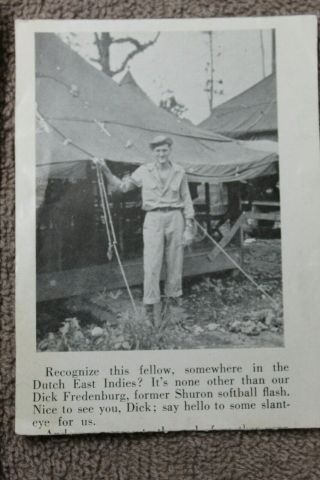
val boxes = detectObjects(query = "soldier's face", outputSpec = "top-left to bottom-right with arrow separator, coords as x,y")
152,144 -> 171,164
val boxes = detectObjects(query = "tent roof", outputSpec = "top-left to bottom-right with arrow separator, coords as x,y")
36,34 -> 277,183
199,74 -> 277,138
119,70 -> 151,101
119,71 -> 194,127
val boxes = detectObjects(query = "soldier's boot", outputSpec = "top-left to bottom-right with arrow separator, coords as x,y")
167,297 -> 191,331
144,304 -> 155,326
159,299 -> 171,330
167,297 -> 183,324
153,302 -> 163,328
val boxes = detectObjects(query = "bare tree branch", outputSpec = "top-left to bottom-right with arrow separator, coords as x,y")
112,33 -> 160,48
112,37 -> 142,48
90,32 -> 160,76
110,33 -> 160,76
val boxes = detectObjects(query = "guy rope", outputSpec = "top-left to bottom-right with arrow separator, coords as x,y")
95,161 -> 138,317
194,219 -> 278,308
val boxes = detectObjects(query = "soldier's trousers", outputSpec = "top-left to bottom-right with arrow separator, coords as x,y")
143,209 -> 184,304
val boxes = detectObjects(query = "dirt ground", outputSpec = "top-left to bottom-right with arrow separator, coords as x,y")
37,238 -> 283,351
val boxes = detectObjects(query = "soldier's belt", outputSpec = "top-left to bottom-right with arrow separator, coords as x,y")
149,207 -> 182,213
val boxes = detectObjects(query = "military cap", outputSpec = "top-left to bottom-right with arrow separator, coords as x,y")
149,135 -> 173,149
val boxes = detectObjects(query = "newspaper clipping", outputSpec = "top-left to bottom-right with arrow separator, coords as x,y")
15,16 -> 320,435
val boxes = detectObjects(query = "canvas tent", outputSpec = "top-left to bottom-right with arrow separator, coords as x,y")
36,34 -> 278,185
199,74 -> 279,231
199,74 -> 277,141
119,70 -> 194,127
119,70 -> 151,101
36,34 -> 280,301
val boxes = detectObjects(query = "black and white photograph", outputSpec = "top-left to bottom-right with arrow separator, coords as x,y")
15,16 -> 320,436
35,28 -> 282,352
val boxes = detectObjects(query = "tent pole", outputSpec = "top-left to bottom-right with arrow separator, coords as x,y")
205,183 -> 211,234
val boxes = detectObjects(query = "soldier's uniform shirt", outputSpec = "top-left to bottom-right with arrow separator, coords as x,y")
112,162 -> 194,219
110,161 -> 195,304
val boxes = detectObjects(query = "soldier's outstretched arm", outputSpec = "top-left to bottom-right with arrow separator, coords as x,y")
93,158 -> 137,193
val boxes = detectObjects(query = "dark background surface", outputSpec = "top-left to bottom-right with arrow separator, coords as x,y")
1,1 -> 320,479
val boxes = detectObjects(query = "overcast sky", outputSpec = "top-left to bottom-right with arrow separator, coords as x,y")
61,30 -> 273,124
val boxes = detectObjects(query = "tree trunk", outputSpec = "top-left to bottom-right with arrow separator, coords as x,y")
95,33 -> 113,76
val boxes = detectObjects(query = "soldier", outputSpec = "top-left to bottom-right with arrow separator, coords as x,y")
95,135 -> 194,321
